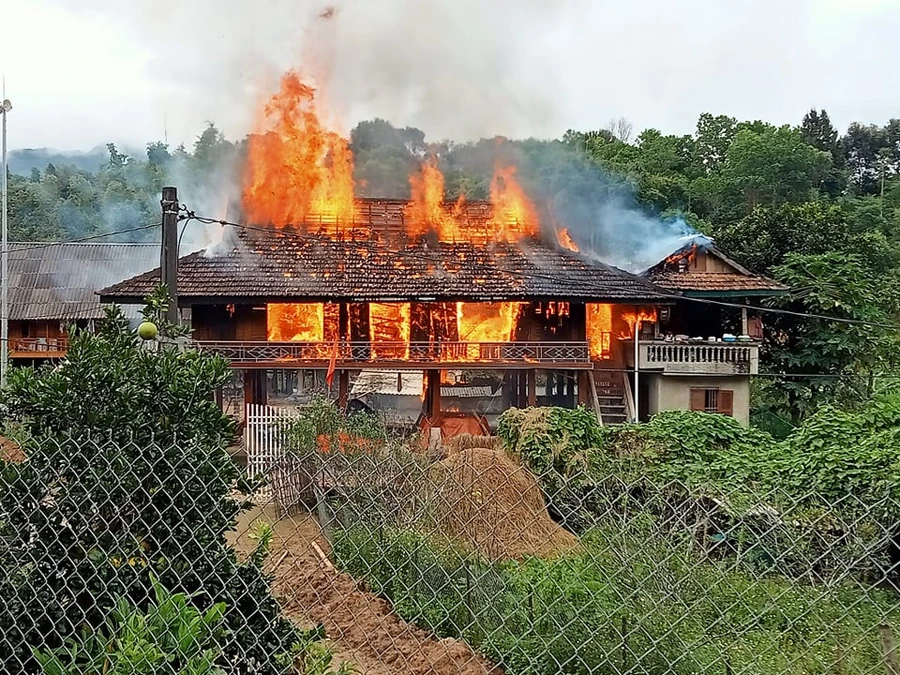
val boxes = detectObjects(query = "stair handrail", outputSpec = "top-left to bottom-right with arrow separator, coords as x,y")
589,372 -> 604,426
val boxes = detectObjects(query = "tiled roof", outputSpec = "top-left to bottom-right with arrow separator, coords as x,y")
100,225 -> 671,304
647,246 -> 787,295
9,243 -> 160,320
649,271 -> 787,293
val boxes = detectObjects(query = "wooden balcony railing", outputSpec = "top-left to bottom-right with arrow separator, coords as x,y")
9,337 -> 69,358
194,340 -> 592,368
625,340 -> 759,376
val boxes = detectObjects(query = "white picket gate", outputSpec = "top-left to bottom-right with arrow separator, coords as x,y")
244,404 -> 301,480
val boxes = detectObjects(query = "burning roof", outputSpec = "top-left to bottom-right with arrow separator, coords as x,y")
99,199 -> 671,305
646,243 -> 787,296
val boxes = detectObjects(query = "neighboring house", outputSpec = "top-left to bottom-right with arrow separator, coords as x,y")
98,198 -> 784,427
8,242 -> 159,363
638,245 -> 788,423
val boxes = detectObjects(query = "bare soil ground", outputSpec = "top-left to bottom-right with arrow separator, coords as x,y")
0,436 -> 25,463
229,505 -> 501,675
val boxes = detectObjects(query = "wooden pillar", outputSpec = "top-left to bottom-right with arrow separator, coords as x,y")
243,370 -> 267,406
527,369 -> 537,408
338,370 -> 349,409
339,303 -> 350,340
425,370 -> 442,418
577,372 -> 589,407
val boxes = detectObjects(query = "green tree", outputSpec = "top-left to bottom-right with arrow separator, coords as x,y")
764,253 -> 900,422
800,108 -> 847,196
720,125 -> 832,210
0,299 -> 295,673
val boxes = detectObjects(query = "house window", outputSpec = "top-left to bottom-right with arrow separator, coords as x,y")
690,387 -> 734,416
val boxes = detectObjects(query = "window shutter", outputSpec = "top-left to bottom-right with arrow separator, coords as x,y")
718,390 -> 734,417
690,388 -> 705,412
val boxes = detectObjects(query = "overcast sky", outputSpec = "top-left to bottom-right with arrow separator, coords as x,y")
2,0 -> 899,152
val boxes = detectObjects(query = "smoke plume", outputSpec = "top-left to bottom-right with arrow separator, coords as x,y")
47,0 -> 583,142
48,0 -> 704,271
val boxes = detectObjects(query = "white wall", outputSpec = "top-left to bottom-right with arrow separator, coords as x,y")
647,374 -> 750,424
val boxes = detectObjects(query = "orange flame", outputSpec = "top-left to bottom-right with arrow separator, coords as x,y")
586,304 -> 613,360
242,71 -> 357,229
489,163 -> 539,241
369,303 -> 411,360
268,303 -> 325,341
457,302 -> 521,343
406,157 -> 465,241
557,228 -> 579,252
665,243 -> 698,268
620,308 -> 658,339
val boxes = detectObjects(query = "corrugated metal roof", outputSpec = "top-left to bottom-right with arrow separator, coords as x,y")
9,243 -> 159,320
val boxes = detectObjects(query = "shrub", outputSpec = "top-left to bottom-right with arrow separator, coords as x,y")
332,524 -> 900,675
0,301 -> 295,673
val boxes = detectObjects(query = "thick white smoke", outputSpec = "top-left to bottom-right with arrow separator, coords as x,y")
48,0 -> 704,269
46,0 -> 584,142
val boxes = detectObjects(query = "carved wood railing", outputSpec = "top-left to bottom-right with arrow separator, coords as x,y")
193,340 -> 592,367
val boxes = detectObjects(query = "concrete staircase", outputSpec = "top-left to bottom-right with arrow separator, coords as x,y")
592,369 -> 629,425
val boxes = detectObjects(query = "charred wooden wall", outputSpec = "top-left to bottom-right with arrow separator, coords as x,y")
191,301 -> 591,345
518,302 -> 585,342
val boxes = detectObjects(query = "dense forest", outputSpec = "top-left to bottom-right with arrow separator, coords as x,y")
8,110 -> 900,430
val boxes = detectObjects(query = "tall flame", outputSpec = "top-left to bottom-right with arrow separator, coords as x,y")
242,71 -> 357,229
557,228 -> 579,252
369,303 -> 411,360
586,304 -> 613,360
457,302 -> 521,343
620,308 -> 658,339
489,163 -> 539,241
406,157 -> 465,240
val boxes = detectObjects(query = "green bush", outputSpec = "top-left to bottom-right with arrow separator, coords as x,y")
33,579 -> 227,675
499,404 -> 900,581
0,301 -> 295,673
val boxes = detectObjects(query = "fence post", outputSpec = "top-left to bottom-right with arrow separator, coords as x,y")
881,624 -> 899,675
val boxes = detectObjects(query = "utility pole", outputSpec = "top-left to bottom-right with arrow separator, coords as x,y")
1,93 -> 12,388
160,187 -> 179,325
633,318 -> 641,423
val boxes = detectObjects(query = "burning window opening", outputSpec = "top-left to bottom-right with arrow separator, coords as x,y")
586,304 -> 659,360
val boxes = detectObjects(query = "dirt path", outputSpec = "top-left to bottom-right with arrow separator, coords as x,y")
230,505 -> 500,675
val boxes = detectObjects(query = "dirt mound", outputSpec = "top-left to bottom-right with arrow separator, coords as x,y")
444,434 -> 501,456
0,436 -> 25,464
231,507 -> 499,675
430,447 -> 579,561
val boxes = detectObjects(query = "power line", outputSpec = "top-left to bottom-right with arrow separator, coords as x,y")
177,208 -> 900,333
11,223 -> 160,253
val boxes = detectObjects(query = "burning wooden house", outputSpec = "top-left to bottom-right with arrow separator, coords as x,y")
99,196 -> 783,428
99,73 -> 785,428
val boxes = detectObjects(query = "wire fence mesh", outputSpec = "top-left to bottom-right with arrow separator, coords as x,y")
5,418 -> 900,674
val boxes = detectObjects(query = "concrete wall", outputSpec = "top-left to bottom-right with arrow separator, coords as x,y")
646,374 -> 750,424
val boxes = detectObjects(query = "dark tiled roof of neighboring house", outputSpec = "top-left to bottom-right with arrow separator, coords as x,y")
646,246 -> 787,296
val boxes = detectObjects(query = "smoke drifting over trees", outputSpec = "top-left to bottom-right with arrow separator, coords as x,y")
46,0 -> 581,143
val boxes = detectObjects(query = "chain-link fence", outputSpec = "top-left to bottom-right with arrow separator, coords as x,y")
5,420 -> 900,674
